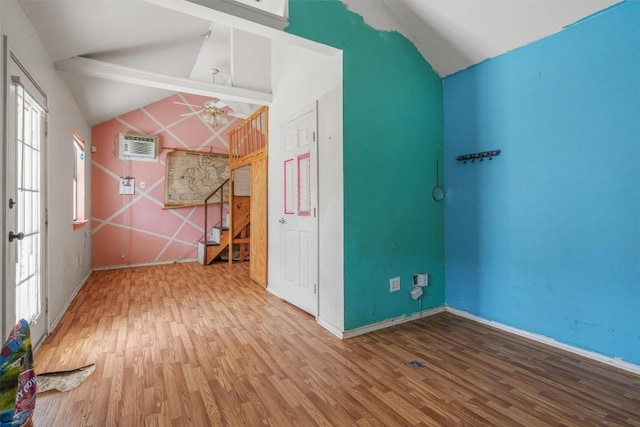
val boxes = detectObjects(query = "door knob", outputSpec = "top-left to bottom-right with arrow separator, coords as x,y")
278,218 -> 286,224
8,231 -> 24,242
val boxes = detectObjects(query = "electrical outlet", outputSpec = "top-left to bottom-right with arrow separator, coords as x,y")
389,277 -> 400,292
410,286 -> 423,300
413,273 -> 429,287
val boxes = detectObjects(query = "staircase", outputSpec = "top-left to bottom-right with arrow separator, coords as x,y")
198,196 -> 251,265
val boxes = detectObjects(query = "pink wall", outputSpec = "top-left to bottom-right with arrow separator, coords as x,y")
91,93 -> 241,268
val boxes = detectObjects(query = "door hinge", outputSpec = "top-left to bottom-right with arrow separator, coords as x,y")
44,116 -> 48,136
313,208 -> 316,218
313,131 -> 316,142
314,283 -> 317,294
44,298 -> 49,315
45,208 -> 49,225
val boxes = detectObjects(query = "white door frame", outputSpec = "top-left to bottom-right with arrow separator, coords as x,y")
3,44 -> 49,345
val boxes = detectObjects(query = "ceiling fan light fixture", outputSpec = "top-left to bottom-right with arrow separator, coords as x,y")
201,108 -> 229,126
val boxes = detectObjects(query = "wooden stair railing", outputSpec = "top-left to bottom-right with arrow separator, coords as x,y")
198,179 -> 229,265
205,196 -> 251,264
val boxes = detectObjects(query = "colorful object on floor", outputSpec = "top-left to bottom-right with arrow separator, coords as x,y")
0,320 -> 35,427
409,360 -> 424,368
37,364 -> 96,393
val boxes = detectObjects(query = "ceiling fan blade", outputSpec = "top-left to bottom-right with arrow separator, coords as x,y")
213,100 -> 227,109
180,110 -> 202,117
173,101 -> 201,108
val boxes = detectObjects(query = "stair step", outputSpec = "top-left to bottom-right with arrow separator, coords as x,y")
201,240 -> 220,246
219,251 -> 250,261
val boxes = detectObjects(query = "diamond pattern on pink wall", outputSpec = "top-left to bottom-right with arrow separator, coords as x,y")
91,93 -> 241,268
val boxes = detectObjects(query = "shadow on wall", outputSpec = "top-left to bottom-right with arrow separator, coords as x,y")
444,67 -> 500,312
91,93 -> 242,268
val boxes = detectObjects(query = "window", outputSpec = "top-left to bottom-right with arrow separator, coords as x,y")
73,131 -> 87,229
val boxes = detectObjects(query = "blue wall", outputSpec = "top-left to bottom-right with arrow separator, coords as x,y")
444,2 -> 640,364
287,0 -> 445,330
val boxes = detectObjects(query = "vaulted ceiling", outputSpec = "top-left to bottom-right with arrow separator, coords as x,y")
343,0 -> 621,76
17,0 -> 620,125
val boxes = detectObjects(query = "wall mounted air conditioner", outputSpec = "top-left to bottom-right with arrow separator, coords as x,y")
118,133 -> 158,161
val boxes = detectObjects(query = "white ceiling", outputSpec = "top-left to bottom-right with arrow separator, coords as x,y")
343,0 -> 621,77
18,0 -> 278,125
17,0 -> 620,126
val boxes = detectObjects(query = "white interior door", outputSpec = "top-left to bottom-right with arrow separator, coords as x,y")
4,53 -> 48,345
280,107 -> 318,316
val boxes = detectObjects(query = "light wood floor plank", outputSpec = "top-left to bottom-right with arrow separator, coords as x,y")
32,262 -> 640,426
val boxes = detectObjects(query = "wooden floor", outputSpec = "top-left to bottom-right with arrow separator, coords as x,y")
33,262 -> 640,426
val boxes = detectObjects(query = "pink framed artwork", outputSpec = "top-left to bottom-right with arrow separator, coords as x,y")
297,152 -> 311,216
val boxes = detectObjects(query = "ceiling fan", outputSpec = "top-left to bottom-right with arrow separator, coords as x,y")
173,98 -> 244,125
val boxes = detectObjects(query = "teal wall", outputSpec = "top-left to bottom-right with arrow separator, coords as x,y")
444,2 -> 640,365
287,0 -> 445,329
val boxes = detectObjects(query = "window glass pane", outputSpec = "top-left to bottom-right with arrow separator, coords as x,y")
73,133 -> 86,222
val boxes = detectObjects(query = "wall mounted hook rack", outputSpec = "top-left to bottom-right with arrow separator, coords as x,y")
456,149 -> 501,164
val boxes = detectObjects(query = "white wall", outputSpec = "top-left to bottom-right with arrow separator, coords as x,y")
1,1 -> 92,338
316,86 -> 344,334
269,38 -> 344,332
232,29 -> 271,93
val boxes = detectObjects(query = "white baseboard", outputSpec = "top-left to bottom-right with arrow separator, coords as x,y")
92,258 -> 197,271
47,269 -> 92,337
265,284 -> 283,300
446,306 -> 640,376
342,306 -> 445,339
317,318 -> 345,339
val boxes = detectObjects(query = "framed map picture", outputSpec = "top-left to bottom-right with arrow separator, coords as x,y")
164,150 -> 229,208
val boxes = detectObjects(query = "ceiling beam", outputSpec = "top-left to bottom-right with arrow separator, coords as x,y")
186,0 -> 288,31
55,56 -> 272,104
